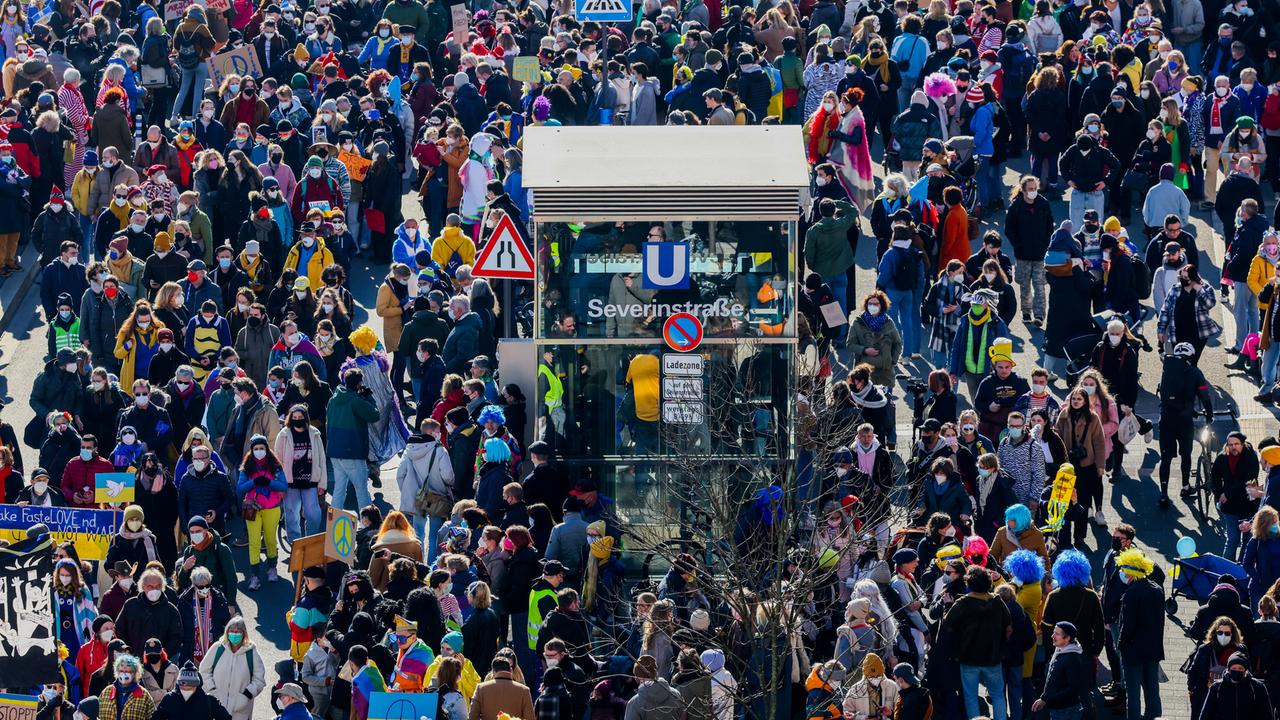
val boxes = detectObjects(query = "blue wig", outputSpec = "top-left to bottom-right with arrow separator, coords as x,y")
477,404 -> 507,427
1003,549 -> 1045,584
483,437 -> 512,463
1052,549 -> 1093,588
1005,504 -> 1032,533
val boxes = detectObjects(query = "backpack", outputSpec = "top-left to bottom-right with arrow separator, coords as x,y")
212,644 -> 255,676
175,31 -> 201,70
1132,255 -> 1152,299
1000,44 -> 1036,95
893,247 -> 921,290
1029,17 -> 1063,55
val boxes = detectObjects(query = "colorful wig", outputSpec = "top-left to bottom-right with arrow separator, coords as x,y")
1005,504 -> 1032,533
924,72 -> 957,98
1003,549 -> 1045,585
1052,549 -> 1093,588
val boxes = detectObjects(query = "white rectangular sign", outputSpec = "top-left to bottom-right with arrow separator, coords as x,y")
663,353 -> 704,376
662,401 -> 704,425
663,377 -> 704,401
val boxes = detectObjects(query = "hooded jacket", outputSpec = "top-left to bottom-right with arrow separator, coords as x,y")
623,678 -> 685,720
1039,639 -> 1089,709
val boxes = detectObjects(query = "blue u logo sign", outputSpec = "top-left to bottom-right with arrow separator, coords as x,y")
643,241 -> 690,290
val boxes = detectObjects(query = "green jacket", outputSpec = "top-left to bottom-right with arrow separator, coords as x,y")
383,1 -> 435,47
176,530 -> 238,606
846,314 -> 903,385
203,387 -> 237,443
326,385 -> 381,460
803,200 -> 858,278
176,208 -> 215,266
778,52 -> 805,91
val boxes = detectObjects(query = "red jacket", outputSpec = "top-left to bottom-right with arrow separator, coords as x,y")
75,637 -> 110,695
290,172 -> 345,222
1262,93 -> 1280,133
60,455 -> 116,508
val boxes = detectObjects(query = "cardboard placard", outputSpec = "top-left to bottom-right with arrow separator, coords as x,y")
512,56 -> 541,84
164,0 -> 196,22
338,149 -> 371,182
368,692 -> 437,720
206,44 -> 263,89
324,507 -> 357,563
288,533 -> 327,572
0,693 -> 39,720
95,472 -> 136,504
206,0 -> 229,11
450,3 -> 469,43
311,125 -> 328,146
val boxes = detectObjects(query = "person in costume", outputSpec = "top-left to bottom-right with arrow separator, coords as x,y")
389,616 -> 435,692
340,325 -> 409,468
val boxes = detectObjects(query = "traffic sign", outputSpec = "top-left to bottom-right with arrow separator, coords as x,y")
662,312 -> 703,353
473,211 -> 535,280
663,377 -> 703,400
663,353 -> 704,376
576,0 -> 630,21
662,401 -> 704,424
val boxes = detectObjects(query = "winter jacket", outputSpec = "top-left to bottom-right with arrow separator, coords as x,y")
846,314 -> 902,386
32,361 -> 83,419
1039,641 -> 1090,709
1117,577 -> 1165,664
1058,141 -> 1121,188
623,679 -> 686,720
394,437 -> 452,515
990,524 -> 1049,568
804,200 -> 858,278
325,385 -> 380,460
1003,193 -> 1055,260
150,687 -> 232,720
470,672 -> 535,720
116,594 -> 184,661
198,638 -> 266,719
1199,671 -> 1274,720
442,312 -> 483,374
917,472 -> 972,528
1245,535 -> 1280,608
1212,447 -> 1262,518
940,591 -> 1012,666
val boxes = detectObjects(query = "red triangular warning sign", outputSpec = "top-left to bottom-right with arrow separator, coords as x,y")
473,212 -> 536,280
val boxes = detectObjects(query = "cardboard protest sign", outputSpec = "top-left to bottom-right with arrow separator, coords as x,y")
206,44 -> 263,89
338,149 -> 371,182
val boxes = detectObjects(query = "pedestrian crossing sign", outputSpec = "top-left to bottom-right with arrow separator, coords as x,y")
576,0 -> 630,22
473,211 -> 536,280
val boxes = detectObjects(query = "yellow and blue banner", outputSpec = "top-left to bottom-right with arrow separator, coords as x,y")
0,505 -> 122,560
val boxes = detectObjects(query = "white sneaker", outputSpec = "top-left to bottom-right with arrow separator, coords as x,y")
1092,510 -> 1108,526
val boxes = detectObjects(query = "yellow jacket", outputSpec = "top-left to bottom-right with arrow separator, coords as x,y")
1248,255 -> 1277,309
431,226 -> 476,271
283,239 -> 335,291
424,655 -> 480,706
1015,581 -> 1043,678
71,169 -> 97,216
114,322 -> 166,389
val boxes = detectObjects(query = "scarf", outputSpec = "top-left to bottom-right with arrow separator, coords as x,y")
964,308 -> 992,375
862,310 -> 888,332
977,470 -> 996,508
174,133 -> 198,152
108,252 -> 135,282
118,526 -> 158,563
863,51 -> 891,83
851,382 -> 888,408
584,524 -> 613,611
191,528 -> 213,551
1164,121 -> 1188,188
239,250 -> 261,277
807,105 -> 839,163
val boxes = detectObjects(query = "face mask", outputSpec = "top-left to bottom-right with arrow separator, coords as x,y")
91,381 -> 104,392
868,677 -> 882,686
253,448 -> 267,460
192,460 -> 208,472
1111,99 -> 1124,109
983,272 -> 997,283
64,361 -> 79,373
145,589 -> 162,602
1025,189 -> 1038,200
943,525 -> 957,537
218,258 -> 232,270
296,290 -> 308,300
1008,426 -> 1024,440
1087,123 -> 1100,133
866,304 -> 881,315
935,473 -> 948,484
113,197 -> 127,206
189,529 -> 205,544
1217,86 -> 1230,97
308,167 -> 322,178
135,395 -> 150,408
180,689 -> 195,700
122,433 -> 136,444
79,448 -> 93,461
951,272 -> 965,283
117,672 -> 135,685
227,632 -> 244,644
1217,632 -> 1233,646
34,481 -> 48,494
943,436 -> 957,449
126,518 -> 144,532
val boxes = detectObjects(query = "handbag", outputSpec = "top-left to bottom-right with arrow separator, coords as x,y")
241,493 -> 261,521
412,443 -> 452,518
1121,167 -> 1149,192
140,63 -> 169,89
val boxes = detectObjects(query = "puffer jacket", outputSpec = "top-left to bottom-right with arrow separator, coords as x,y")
891,101 -> 943,161
395,436 -> 453,515
31,360 -> 83,419
198,638 -> 266,719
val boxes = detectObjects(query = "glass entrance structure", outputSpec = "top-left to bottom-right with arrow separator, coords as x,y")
522,126 -> 810,535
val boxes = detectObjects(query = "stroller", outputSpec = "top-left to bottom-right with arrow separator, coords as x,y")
944,135 -> 979,214
1062,309 -> 1154,386
1168,553 -> 1248,615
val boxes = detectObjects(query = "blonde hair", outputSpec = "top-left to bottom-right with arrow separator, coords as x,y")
1255,505 -> 1280,541
468,580 -> 492,609
155,282 -> 184,310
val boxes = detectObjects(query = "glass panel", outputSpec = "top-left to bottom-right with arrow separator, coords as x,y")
535,221 -> 796,340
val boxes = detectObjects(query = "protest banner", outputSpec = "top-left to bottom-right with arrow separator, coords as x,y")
206,0 -> 230,11
206,45 -> 263,89
0,695 -> 38,720
513,56 -> 541,84
450,3 -> 468,42
0,538 -> 60,688
368,692 -> 437,720
164,0 -> 196,22
0,505 -> 122,560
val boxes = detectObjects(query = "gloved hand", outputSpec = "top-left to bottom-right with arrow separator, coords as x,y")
255,474 -> 271,487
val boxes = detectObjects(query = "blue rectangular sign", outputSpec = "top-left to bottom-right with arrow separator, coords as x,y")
576,0 -> 631,22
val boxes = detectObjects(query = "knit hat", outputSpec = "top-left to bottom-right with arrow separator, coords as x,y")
154,231 -> 172,252
441,631 -> 463,653
123,505 -> 145,525
49,186 -> 65,205
964,84 -> 985,103
176,660 -> 201,687
1054,621 -> 1078,640
78,698 -> 101,720
910,89 -> 928,106
294,44 -> 309,61
305,155 -> 324,168
690,609 -> 711,631
987,337 -> 1015,366
846,597 -> 871,621
84,149 -> 99,166
126,186 -> 144,203
262,176 -> 280,190
92,614 -> 113,635
934,543 -> 963,568
1237,116 -> 1256,129
1228,652 -> 1250,670
1103,216 -> 1123,234
862,653 -> 885,678
634,654 -> 658,680
188,515 -> 211,530
109,236 -> 129,255
57,293 -> 74,309
1261,444 -> 1280,466
246,240 -> 261,255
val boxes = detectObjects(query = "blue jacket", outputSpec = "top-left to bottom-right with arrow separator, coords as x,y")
392,223 -> 431,267
875,244 -> 926,292
236,466 -> 287,500
1233,83 -> 1267,121
971,102 -> 997,157
358,36 -> 400,70
41,260 -> 89,317
503,169 -> 529,222
891,32 -> 928,83
1244,534 -> 1280,603
325,385 -> 380,460
106,58 -> 143,108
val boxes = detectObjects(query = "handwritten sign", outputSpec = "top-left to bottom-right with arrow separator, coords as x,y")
206,44 -> 263,89
164,0 -> 196,22
513,56 -> 541,84
338,149 -> 371,182
96,472 -> 136,504
0,505 -> 122,560
206,0 -> 230,11
0,693 -> 38,720
450,3 -> 469,43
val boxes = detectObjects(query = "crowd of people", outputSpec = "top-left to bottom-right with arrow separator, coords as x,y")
5,0 -> 1280,717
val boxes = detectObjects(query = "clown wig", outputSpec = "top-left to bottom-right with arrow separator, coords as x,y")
1003,549 -> 1045,585
924,72 -> 957,98
1052,550 -> 1093,589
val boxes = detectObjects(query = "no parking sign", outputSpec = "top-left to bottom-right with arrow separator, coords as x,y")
662,313 -> 703,353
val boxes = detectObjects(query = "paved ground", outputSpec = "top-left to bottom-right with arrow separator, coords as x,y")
0,153 -> 1268,716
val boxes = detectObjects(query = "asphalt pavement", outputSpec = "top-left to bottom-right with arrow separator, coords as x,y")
0,154 -> 1269,716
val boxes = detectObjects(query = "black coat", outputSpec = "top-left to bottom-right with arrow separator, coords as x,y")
117,594 -> 185,661
1039,645 -> 1091,709
1212,447 -> 1262,519
1089,337 -> 1140,408
1192,585 -> 1257,650
1097,251 -> 1140,317
151,686 -> 233,720
175,585 -> 232,661
1100,102 -> 1146,165
1200,674 -> 1274,720
1044,267 -> 1096,357
462,606 -> 501,676
1117,577 -> 1165,664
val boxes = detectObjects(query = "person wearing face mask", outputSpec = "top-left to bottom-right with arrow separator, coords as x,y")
49,557 -> 99,659
196,616 -> 265,720
56,431 -> 113,510
235,434 -> 287,590
1201,73 -> 1244,207
843,652 -> 896,719
15,465 -> 69,507
1202,650 -> 1274,719
1186,616 -> 1249,717
97,653 -> 158,720
34,180 -> 84,271
915,456 -> 973,532
152,660 -> 233,720
137,637 -> 181,705
148,328 -> 191,387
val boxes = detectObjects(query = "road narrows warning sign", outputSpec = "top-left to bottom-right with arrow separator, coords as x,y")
473,212 -> 536,280
576,0 -> 630,21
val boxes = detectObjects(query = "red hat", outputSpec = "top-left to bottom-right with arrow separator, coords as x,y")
108,236 -> 129,255
0,141 -> 11,152
157,328 -> 175,341
964,84 -> 986,103
48,186 -> 65,205
147,164 -> 167,176
126,186 -> 144,201
980,49 -> 998,62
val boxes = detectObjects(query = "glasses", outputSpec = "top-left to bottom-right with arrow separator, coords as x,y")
136,392 -> 149,398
